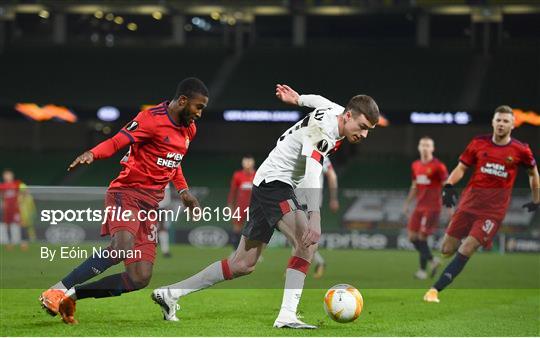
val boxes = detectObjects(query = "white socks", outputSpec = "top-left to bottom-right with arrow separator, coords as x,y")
165,260 -> 229,299
279,268 -> 307,315
0,224 -> 22,245
10,225 -> 21,244
50,281 -> 68,293
0,223 -> 8,244
65,287 -> 77,300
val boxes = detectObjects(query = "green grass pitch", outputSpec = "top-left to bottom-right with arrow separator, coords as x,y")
1,244 -> 539,336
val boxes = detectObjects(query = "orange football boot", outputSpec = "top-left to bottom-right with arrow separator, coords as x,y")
423,288 -> 440,303
58,296 -> 78,324
39,289 -> 65,316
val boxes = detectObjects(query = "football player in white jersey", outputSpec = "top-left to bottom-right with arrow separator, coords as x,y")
295,157 -> 339,279
152,84 -> 379,329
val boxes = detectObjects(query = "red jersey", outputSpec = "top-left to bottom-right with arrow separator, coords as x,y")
411,158 -> 448,211
227,169 -> 255,210
90,101 -> 194,205
0,180 -> 21,223
457,135 -> 536,219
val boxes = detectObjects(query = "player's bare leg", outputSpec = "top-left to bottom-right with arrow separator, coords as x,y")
153,236 -> 265,321
273,210 -> 317,329
425,235 -> 479,303
440,233 -> 461,257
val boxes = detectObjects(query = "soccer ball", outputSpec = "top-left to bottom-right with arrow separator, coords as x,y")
323,284 -> 363,323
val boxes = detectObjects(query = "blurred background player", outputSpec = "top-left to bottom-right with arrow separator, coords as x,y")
0,169 -> 24,250
227,155 -> 256,249
18,183 -> 37,244
296,156 -> 340,278
39,77 -> 208,324
157,183 -> 174,258
152,84 -> 379,329
424,105 -> 539,303
403,137 -> 448,280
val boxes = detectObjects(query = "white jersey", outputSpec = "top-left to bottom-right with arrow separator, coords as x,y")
253,95 -> 344,189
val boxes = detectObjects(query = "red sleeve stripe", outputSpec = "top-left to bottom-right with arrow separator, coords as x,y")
279,200 -> 291,215
459,158 -> 471,167
311,150 -> 323,165
119,130 -> 135,144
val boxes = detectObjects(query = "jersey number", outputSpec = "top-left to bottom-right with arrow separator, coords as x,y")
314,108 -> 330,121
278,115 -> 309,141
147,223 -> 158,243
278,108 -> 329,142
482,219 -> 495,234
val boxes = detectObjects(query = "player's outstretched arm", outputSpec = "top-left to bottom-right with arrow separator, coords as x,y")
68,131 -> 133,171
68,151 -> 94,171
523,165 -> 540,212
276,84 -> 338,109
275,84 -> 300,105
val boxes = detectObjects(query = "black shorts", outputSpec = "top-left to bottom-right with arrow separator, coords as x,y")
242,180 -> 301,243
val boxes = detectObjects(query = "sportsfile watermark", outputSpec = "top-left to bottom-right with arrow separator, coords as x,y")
40,206 -> 250,225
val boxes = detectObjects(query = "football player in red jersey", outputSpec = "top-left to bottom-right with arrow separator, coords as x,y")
39,78 -> 209,323
403,137 -> 448,280
0,169 -> 23,249
227,155 -> 256,249
424,106 -> 539,303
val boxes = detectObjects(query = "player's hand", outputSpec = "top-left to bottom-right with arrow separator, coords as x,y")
329,199 -> 340,213
402,203 -> 410,216
68,151 -> 94,171
302,212 -> 321,248
275,84 -> 300,105
180,190 -> 200,214
442,184 -> 458,208
522,201 -> 539,212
